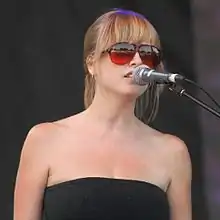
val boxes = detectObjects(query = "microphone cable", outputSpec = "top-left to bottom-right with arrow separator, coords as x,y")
183,78 -> 220,110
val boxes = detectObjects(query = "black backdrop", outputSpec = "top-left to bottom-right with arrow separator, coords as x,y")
2,0 -> 208,219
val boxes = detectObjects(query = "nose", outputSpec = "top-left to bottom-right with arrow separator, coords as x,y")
129,52 -> 142,66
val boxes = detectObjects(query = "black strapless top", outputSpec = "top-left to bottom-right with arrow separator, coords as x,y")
42,177 -> 170,220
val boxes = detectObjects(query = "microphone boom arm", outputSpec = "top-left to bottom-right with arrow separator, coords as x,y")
168,84 -> 220,119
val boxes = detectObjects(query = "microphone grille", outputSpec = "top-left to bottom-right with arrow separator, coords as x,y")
132,65 -> 151,85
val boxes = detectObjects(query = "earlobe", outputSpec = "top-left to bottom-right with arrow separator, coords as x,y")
86,55 -> 95,75
87,65 -> 95,76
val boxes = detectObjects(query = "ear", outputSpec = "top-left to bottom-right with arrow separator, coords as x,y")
86,54 -> 95,76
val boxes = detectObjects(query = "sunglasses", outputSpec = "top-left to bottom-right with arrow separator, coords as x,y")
103,42 -> 162,69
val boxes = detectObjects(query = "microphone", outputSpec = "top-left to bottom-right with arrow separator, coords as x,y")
132,65 -> 185,85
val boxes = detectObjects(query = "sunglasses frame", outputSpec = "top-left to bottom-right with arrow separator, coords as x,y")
103,42 -> 162,68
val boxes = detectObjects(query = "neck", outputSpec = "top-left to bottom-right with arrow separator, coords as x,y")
84,90 -> 139,131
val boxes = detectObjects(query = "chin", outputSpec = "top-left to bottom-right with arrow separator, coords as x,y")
119,86 -> 146,99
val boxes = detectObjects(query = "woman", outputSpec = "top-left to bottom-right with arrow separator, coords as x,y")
14,8 -> 192,220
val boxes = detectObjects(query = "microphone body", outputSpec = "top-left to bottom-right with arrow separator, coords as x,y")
132,66 -> 185,85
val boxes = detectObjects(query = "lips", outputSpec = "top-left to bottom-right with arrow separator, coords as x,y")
124,72 -> 133,78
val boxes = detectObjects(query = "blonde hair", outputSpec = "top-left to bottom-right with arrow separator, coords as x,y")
83,8 -> 164,124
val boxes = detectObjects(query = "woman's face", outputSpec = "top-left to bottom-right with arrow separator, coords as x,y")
89,42 -> 152,99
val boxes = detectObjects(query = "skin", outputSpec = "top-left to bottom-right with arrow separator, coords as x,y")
14,47 -> 192,220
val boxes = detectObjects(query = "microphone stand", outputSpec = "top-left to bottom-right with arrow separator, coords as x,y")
168,83 -> 220,119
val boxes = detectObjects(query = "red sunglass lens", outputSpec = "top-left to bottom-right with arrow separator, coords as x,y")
109,51 -> 135,65
139,46 -> 160,68
141,53 -> 160,69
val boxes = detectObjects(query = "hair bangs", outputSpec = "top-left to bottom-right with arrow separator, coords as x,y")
94,10 -> 160,59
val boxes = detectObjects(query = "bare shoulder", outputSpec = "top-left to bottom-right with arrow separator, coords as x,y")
14,122 -> 64,220
160,133 -> 192,187
144,124 -> 190,157
162,133 -> 191,161
18,123 -> 59,169
26,122 -> 57,140
25,113 -> 81,142
141,124 -> 191,168
140,126 -> 192,218
160,136 -> 192,219
155,130 -> 191,163
22,113 -> 84,155
23,122 -> 60,151
14,116 -> 84,220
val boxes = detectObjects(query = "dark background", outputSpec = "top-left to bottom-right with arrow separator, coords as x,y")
2,0 -> 217,219
193,0 -> 220,219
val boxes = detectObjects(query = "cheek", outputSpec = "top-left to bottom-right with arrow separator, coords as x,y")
96,58 -> 123,82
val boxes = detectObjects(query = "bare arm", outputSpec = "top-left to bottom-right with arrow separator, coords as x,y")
14,124 -> 52,220
167,136 -> 192,220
